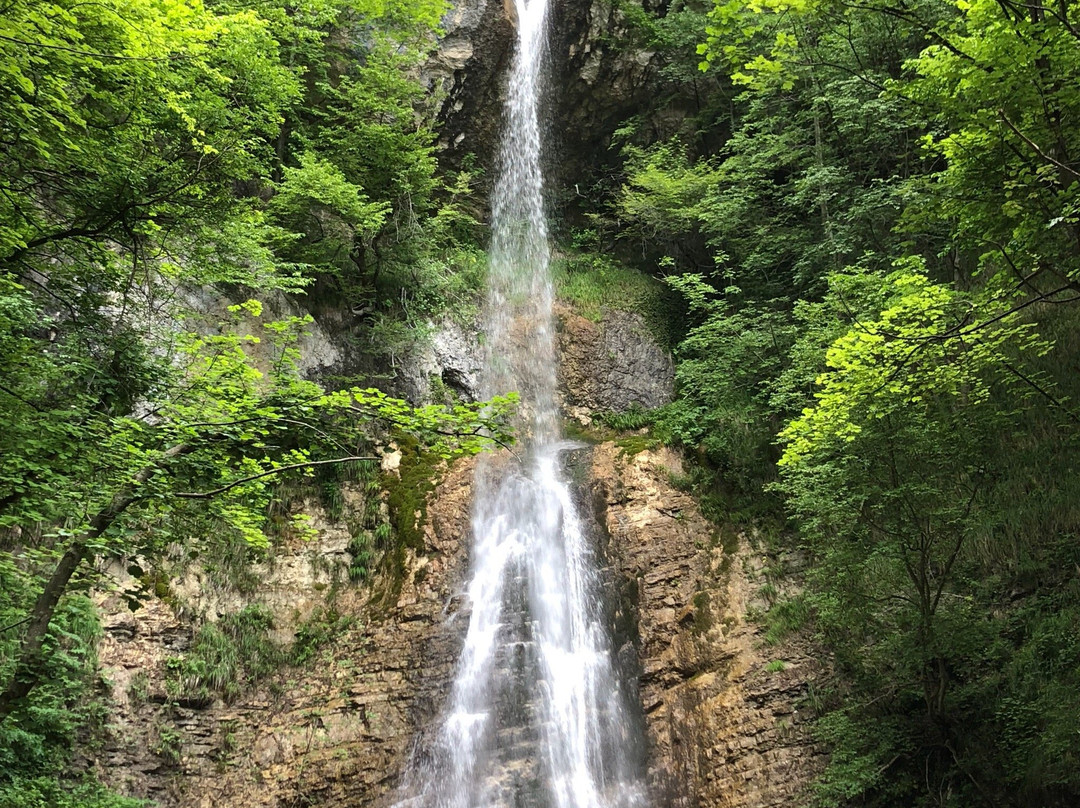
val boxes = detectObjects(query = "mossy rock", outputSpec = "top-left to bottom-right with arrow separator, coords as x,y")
373,433 -> 448,605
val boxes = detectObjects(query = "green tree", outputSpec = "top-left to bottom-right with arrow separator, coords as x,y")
905,0 -> 1080,297
775,263 -> 1050,805
0,0 -> 504,742
0,292 -> 516,721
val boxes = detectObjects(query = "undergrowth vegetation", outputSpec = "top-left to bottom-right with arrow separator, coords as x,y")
0,593 -> 142,807
165,606 -> 285,704
552,250 -> 681,347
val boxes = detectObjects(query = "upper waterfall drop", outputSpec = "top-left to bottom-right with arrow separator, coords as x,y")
393,1 -> 648,806
484,0 -> 557,442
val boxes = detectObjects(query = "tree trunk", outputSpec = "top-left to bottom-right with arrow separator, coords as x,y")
0,541 -> 87,721
0,444 -> 189,723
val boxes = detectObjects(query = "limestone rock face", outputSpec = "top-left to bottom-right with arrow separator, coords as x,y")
397,319 -> 486,404
423,0 -> 515,174
589,444 -> 827,808
93,458 -> 479,808
556,303 -> 674,415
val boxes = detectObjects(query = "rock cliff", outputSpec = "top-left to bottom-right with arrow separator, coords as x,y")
590,444 -> 827,808
427,0 -> 662,198
92,436 -> 825,808
555,303 -> 674,417
93,458 -> 479,807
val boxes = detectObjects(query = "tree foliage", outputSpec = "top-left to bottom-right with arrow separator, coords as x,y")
0,0 -> 505,801
571,0 -> 1080,804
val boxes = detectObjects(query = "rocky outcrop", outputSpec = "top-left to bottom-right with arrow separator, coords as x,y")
548,0 -> 661,189
426,0 -> 662,197
589,444 -> 827,808
392,298 -> 676,412
423,0 -> 515,175
93,458 -> 480,807
556,303 -> 674,416
397,319 -> 486,403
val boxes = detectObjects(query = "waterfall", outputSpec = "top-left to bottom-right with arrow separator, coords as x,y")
394,2 -> 647,806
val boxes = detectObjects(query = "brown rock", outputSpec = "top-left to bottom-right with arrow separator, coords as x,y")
92,438 -> 825,808
590,443 -> 827,808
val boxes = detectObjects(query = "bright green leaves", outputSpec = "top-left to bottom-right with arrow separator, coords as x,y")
274,154 -> 390,236
779,262 -> 1048,467
904,0 -> 1080,290
598,0 -> 1080,803
0,0 -> 298,258
699,0 -> 815,87
0,0 -> 477,797
618,143 -> 722,237
268,152 -> 391,276
317,387 -> 518,459
0,0 -> 476,562
636,267 -> 802,501
767,261 -> 1064,805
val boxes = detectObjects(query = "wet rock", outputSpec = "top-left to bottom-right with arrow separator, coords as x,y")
556,304 -> 674,414
589,444 -> 828,808
548,0 -> 660,188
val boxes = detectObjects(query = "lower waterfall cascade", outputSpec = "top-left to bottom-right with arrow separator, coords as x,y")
392,1 -> 649,807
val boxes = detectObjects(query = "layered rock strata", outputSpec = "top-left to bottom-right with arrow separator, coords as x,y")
590,443 -> 827,808
93,440 -> 826,808
93,459 -> 478,807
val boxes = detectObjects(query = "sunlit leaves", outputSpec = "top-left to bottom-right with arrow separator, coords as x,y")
779,261 -> 1048,467
904,0 -> 1080,288
698,0 -> 814,87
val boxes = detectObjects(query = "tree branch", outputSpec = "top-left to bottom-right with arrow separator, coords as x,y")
998,108 -> 1080,181
0,33 -> 176,61
173,456 -> 379,499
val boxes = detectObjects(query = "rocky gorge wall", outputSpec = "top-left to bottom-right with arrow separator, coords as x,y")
424,0 -> 663,200
89,300 -> 825,808
85,5 -> 829,801
590,444 -> 827,808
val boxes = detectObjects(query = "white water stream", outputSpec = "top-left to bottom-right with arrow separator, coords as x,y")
395,2 -> 647,806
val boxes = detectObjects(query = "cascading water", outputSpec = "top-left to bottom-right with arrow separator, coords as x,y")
395,2 -> 647,807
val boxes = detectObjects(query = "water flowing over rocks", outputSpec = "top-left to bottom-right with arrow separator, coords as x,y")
427,0 -> 661,192
589,444 -> 828,808
401,1 -> 654,805
87,1 -> 824,799
92,433 -> 826,808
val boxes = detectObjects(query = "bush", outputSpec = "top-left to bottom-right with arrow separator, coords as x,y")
166,605 -> 286,703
